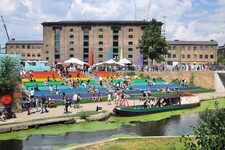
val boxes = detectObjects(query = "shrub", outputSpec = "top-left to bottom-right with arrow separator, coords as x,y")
189,73 -> 195,86
79,111 -> 89,119
139,73 -> 144,78
171,78 -> 180,84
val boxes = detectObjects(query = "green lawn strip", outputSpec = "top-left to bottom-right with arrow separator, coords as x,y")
55,97 -> 108,105
75,137 -> 186,150
130,88 -> 215,97
0,98 -> 224,141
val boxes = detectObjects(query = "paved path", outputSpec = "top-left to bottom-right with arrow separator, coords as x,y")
1,92 -> 225,125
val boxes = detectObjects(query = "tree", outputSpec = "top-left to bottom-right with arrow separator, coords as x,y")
0,55 -> 20,97
181,101 -> 225,149
138,19 -> 168,67
217,54 -> 225,65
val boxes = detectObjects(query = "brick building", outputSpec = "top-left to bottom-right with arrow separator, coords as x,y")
41,20 -> 159,65
166,40 -> 218,66
6,40 -> 43,61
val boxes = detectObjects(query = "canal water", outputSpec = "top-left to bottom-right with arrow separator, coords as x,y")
0,112 -> 199,150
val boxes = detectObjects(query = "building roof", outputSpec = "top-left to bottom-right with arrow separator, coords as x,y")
42,20 -> 162,26
6,40 -> 43,45
167,40 -> 218,46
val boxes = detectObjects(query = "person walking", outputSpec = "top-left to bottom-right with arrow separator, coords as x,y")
73,92 -> 78,109
40,95 -> 48,113
106,90 -> 112,105
23,95 -> 31,115
62,92 -> 69,113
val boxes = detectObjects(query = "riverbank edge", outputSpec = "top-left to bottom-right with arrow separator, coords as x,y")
62,136 -> 194,150
0,111 -> 111,134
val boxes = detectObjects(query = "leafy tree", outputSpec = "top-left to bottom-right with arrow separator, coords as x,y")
0,55 -> 20,97
138,18 -> 168,67
217,54 -> 225,64
181,101 -> 225,149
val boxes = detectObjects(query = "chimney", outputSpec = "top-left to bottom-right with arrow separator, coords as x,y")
11,38 -> 15,41
174,39 -> 179,41
210,39 -> 214,41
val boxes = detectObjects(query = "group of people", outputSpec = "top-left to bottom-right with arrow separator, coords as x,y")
62,92 -> 81,113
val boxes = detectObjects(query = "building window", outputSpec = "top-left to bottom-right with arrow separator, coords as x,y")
210,55 -> 214,59
113,35 -> 118,40
99,54 -> 103,58
200,46 -> 204,50
69,54 -> 74,58
181,46 -> 185,50
128,54 -> 133,58
69,48 -> 74,51
168,54 -> 171,58
187,54 -> 191,58
27,53 -> 30,57
37,45 -> 41,49
113,42 -> 118,46
113,30 -> 118,34
84,35 -> 89,40
193,46 -> 197,50
27,45 -> 31,49
172,54 -> 176,58
37,53 -> 41,57
32,45 -> 36,49
9,45 -> 14,49
205,55 -> 208,59
70,35 -> 74,38
193,54 -> 197,59
46,57 -> 49,60
172,46 -> 177,50
128,41 -> 133,45
84,41 -> 89,47
55,54 -> 60,59
128,48 -> 133,51
69,41 -> 74,44
99,48 -> 103,51
22,53 -> 25,57
22,45 -> 26,49
84,48 -> 89,53
199,54 -> 203,59
16,45 -> 20,49
46,51 -> 49,54
128,35 -> 133,39
32,53 -> 35,57
211,46 -> 214,50
70,28 -> 74,32
99,28 -> 103,32
128,28 -> 133,32
99,35 -> 103,39
168,46 -> 171,50
99,41 -> 103,45
181,54 -> 185,58
188,46 -> 191,50
205,46 -> 209,50
54,28 -> 61,55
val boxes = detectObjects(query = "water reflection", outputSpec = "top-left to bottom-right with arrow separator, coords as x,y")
0,112 -> 199,150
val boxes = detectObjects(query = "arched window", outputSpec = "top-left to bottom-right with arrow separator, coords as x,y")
128,28 -> 133,32
193,54 -> 197,59
99,41 -> 103,45
27,53 -> 30,57
128,55 -> 133,58
181,54 -> 185,58
128,48 -> 133,51
128,41 -> 133,45
99,54 -> 103,58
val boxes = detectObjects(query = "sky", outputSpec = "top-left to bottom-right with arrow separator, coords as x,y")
0,0 -> 225,45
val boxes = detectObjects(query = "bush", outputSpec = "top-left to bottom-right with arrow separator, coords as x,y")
139,73 -> 144,78
79,111 -> 89,119
189,73 -> 195,86
171,78 -> 180,84
124,72 -> 135,76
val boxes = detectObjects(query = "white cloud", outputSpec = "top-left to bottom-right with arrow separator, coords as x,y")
0,0 -> 224,45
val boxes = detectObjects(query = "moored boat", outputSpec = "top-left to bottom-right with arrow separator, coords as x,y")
113,95 -> 200,116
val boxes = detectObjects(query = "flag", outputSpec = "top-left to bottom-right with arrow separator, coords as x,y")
108,47 -> 113,59
137,52 -> 143,67
119,47 -> 123,61
89,47 -> 93,66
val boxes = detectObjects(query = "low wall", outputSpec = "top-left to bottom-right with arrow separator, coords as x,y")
135,71 -> 214,89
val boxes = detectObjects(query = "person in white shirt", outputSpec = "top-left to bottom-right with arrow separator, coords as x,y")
73,93 -> 78,108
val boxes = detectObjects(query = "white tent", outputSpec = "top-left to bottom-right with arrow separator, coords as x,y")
93,59 -> 124,67
64,58 -> 88,66
118,58 -> 132,65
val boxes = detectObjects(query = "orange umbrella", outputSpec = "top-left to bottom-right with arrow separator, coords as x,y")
1,95 -> 12,105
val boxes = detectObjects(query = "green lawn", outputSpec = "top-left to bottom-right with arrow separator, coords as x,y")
75,137 -> 186,150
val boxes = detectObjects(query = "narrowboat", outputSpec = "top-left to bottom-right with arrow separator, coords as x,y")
113,95 -> 200,116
